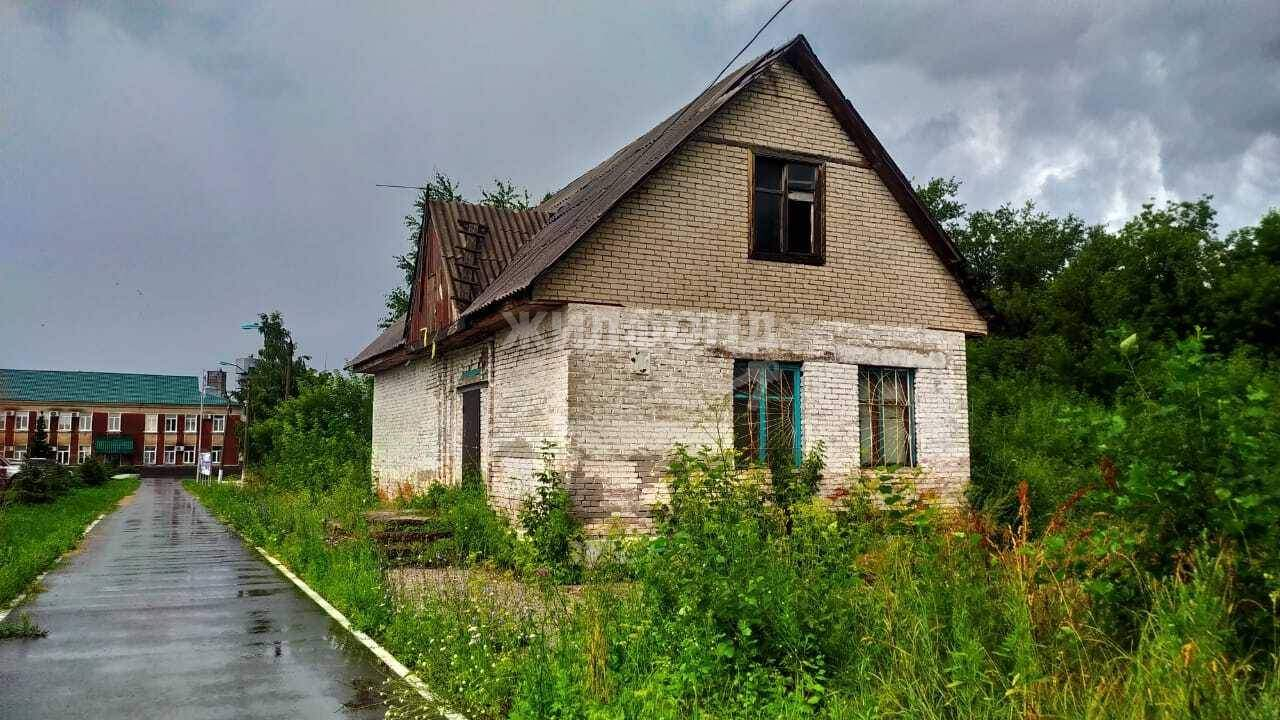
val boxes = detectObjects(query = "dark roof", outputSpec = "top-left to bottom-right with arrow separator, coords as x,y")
460,34 -> 989,321
353,33 -> 989,370
0,369 -> 234,407
349,316 -> 406,369
348,203 -> 550,370
427,201 -> 550,309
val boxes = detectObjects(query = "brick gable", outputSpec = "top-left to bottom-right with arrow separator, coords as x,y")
531,60 -> 987,335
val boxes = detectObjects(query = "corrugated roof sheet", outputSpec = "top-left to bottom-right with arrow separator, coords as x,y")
460,42 -> 786,320
0,369 -> 234,407
353,33 -> 989,368
349,316 -> 406,368
461,33 -> 988,321
429,201 -> 550,310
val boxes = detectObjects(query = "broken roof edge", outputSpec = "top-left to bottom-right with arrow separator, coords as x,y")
458,33 -> 992,326
347,316 -> 407,373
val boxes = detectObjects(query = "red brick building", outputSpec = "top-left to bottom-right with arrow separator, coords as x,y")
0,369 -> 241,471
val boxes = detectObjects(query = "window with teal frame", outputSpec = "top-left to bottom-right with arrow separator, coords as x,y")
858,366 -> 917,467
732,360 -> 803,467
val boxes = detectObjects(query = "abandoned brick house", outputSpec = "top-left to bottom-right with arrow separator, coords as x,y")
349,35 -> 989,531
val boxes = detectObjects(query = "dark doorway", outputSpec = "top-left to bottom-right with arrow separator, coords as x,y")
461,388 -> 481,480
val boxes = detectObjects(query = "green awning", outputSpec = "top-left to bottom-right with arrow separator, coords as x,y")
94,436 -> 134,454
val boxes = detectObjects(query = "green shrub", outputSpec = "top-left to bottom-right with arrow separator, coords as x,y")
517,443 -> 582,581
254,372 -> 372,492
404,481 -> 517,567
3,460 -> 74,504
78,457 -> 109,487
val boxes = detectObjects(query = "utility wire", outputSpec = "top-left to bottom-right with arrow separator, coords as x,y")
378,0 -> 797,196
657,0 -> 797,139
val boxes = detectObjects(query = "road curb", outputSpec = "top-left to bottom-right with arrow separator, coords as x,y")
250,544 -> 466,719
0,512 -> 108,623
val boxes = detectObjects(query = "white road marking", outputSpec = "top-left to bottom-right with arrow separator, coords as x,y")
253,545 -> 467,720
0,512 -> 107,623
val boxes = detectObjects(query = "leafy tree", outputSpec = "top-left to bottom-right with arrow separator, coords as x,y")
236,311 -> 313,462
252,372 -> 372,491
914,175 -> 966,230
1211,209 -> 1280,352
479,178 -> 532,211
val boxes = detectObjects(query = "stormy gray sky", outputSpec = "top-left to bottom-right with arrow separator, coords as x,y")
3,1 -> 1278,377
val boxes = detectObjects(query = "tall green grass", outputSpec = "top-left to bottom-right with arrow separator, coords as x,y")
188,457 -> 1279,720
0,476 -> 139,606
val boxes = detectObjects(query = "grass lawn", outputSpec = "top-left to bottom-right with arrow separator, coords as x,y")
0,477 -> 140,607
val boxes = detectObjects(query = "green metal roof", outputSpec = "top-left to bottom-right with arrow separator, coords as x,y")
0,369 -> 236,407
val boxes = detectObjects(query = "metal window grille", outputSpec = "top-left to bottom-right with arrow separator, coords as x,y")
733,360 -> 803,467
859,367 -> 917,467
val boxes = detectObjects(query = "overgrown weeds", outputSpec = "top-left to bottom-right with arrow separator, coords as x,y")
0,613 -> 47,640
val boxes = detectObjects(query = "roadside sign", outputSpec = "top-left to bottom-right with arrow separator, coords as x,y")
199,452 -> 213,476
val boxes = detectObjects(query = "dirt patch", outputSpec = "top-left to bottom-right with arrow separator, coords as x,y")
387,566 -> 611,617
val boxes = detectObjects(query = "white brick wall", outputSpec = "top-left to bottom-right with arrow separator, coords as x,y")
368,57 -> 979,529
559,304 -> 971,531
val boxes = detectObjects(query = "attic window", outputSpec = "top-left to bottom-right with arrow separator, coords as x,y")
751,155 -> 824,264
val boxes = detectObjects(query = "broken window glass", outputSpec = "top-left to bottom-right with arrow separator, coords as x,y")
752,156 -> 820,262
859,367 -> 916,467
733,360 -> 803,467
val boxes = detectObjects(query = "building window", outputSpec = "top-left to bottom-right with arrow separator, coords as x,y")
108,413 -> 122,433
14,413 -> 28,432
165,415 -> 178,433
144,446 -> 156,465
55,445 -> 70,464
210,448 -> 222,464
78,445 -> 91,463
78,412 -> 93,433
145,414 -> 158,432
211,415 -> 226,433
15,448 -> 27,461
164,446 -> 176,464
182,446 -> 195,464
732,360 -> 803,467
751,155 -> 822,264
184,415 -> 198,434
57,412 -> 72,432
859,367 -> 917,467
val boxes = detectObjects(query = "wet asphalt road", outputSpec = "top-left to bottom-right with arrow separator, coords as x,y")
0,477 -> 392,719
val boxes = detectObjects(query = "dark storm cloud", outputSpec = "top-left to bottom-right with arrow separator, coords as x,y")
2,1 -> 1277,376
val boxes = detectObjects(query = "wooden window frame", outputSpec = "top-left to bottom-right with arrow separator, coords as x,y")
107,413 -> 122,433
14,413 -> 28,432
748,150 -> 827,266
165,415 -> 178,433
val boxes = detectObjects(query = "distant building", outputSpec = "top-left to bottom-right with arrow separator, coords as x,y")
0,369 -> 241,470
